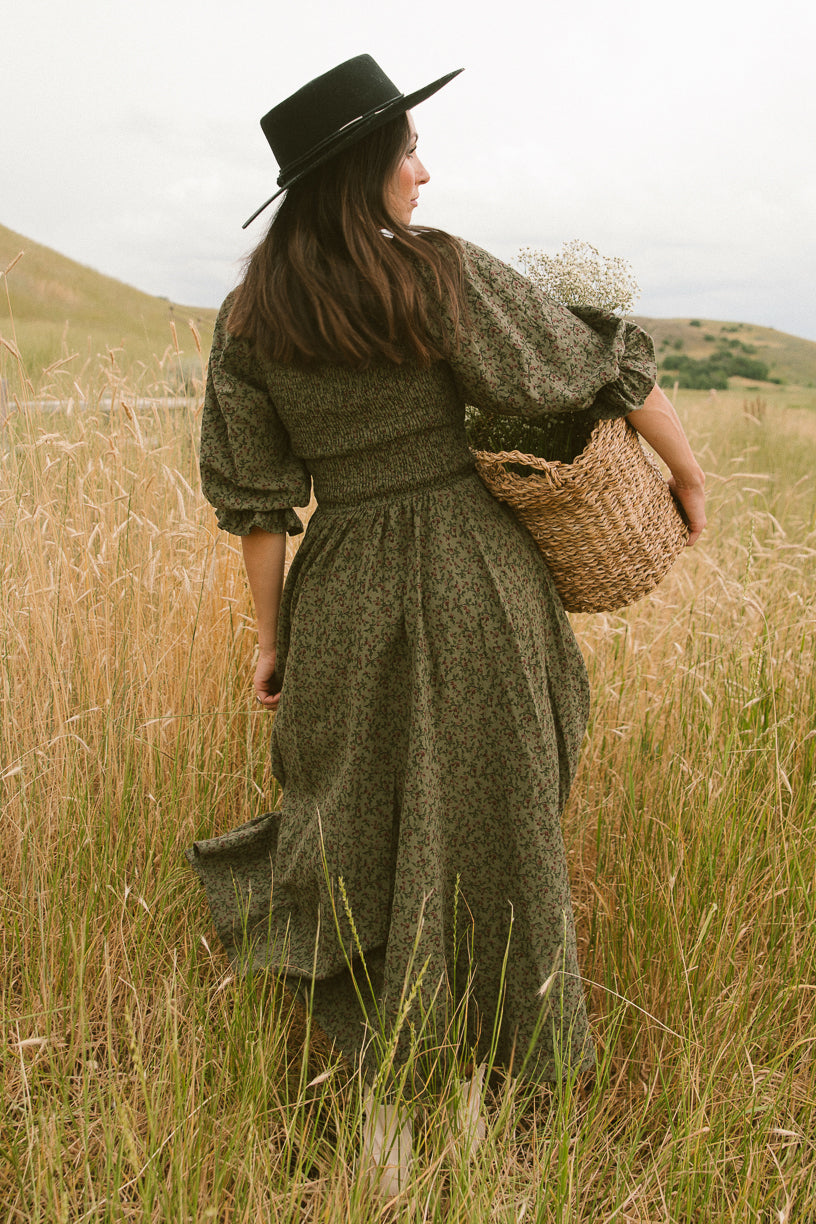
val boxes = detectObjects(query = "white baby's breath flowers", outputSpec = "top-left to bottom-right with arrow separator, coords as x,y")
517,240 -> 640,316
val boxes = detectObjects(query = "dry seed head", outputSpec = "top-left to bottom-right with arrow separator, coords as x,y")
2,251 -> 25,277
188,320 -> 202,357
1,336 -> 22,359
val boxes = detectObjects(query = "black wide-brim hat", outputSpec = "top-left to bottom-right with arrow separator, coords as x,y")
242,54 -> 463,228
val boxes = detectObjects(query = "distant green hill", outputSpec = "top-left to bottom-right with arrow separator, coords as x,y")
0,223 -> 217,391
634,315 -> 816,389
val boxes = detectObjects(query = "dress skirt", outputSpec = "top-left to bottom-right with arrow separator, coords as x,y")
187,465 -> 594,1083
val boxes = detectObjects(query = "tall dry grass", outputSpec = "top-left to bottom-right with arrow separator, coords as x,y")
2,338 -> 816,1220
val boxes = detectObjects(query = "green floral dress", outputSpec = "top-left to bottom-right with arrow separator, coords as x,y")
187,240 -> 655,1081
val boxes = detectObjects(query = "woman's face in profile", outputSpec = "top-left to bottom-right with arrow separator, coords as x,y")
384,114 -> 430,227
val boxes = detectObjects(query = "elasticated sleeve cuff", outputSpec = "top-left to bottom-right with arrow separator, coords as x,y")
212,506 -> 304,537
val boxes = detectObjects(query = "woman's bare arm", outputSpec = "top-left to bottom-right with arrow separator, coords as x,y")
627,384 -> 707,546
241,528 -> 287,708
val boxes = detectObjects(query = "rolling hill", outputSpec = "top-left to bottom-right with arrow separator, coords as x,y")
0,223 -> 217,388
633,315 -> 816,388
2,223 -> 814,392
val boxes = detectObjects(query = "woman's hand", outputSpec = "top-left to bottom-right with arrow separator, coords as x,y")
627,384 -> 707,548
668,475 -> 706,547
254,647 -> 281,710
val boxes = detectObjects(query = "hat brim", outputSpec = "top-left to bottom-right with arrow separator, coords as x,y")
242,67 -> 463,229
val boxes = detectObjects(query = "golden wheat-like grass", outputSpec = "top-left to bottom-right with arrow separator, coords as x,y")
2,342 -> 816,1220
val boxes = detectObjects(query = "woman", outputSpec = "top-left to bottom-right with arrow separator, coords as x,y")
188,53 -> 705,1181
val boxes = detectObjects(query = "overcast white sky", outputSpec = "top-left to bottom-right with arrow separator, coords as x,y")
3,0 -> 814,338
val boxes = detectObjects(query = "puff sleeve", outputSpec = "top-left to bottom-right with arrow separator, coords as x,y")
446,241 -> 656,420
199,294 -> 311,536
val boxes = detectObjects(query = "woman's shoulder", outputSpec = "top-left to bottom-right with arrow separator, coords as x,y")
448,236 -> 530,291
212,289 -> 239,342
208,287 -> 272,390
448,238 -> 545,318
412,232 -> 524,309
418,232 -> 509,272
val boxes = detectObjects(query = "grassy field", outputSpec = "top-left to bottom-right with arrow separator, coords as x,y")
3,331 -> 816,1221
0,224 -> 217,397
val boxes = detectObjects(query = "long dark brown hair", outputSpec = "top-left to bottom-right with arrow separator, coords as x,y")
227,114 -> 466,368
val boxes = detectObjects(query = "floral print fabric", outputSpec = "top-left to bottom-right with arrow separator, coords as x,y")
188,239 -> 656,1080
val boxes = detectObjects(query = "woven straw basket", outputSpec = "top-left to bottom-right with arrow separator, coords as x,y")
473,416 -> 688,614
